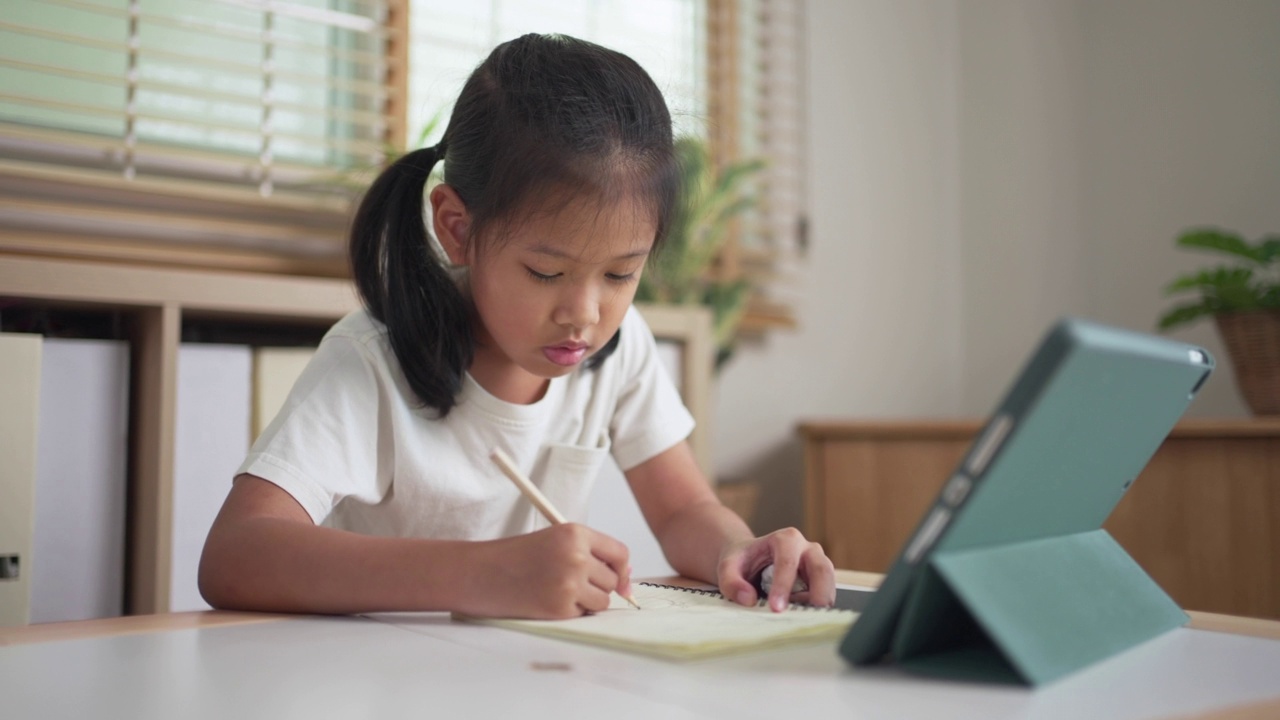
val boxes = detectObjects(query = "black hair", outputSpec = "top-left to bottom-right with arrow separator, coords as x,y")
349,34 -> 679,416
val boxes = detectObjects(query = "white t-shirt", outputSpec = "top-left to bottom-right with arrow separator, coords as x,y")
237,305 -> 694,540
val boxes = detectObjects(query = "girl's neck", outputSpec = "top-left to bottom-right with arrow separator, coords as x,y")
468,342 -> 550,405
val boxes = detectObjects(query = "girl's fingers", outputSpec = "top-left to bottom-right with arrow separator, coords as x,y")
801,543 -> 837,607
586,556 -> 621,597
766,555 -> 802,612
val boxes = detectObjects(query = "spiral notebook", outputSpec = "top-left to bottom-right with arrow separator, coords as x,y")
456,582 -> 858,661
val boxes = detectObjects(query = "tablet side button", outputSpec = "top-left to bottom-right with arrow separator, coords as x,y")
966,413 -> 1014,476
941,474 -> 972,507
904,507 -> 952,563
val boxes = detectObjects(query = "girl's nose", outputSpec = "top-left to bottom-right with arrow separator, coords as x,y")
554,283 -> 600,329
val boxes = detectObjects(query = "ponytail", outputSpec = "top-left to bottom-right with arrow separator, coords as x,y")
348,144 -> 474,416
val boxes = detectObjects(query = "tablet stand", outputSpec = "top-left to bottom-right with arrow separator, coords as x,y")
889,529 -> 1187,685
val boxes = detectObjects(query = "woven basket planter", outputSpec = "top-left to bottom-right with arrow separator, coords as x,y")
1214,310 -> 1280,415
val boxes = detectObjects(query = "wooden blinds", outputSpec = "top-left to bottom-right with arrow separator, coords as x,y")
0,0 -> 399,275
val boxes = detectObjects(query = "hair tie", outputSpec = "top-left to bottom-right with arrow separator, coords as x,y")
434,140 -> 448,157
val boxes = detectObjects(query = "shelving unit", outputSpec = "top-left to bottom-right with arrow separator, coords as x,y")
0,254 -> 713,615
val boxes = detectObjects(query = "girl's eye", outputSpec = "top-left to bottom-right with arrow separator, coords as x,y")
606,272 -> 637,283
526,267 -> 560,283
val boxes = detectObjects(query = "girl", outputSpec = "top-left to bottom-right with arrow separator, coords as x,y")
199,33 -> 834,619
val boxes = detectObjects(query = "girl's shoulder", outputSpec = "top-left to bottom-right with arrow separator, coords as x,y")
324,308 -> 385,346
309,309 -> 395,372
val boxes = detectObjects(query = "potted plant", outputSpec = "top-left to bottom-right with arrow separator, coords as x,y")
636,135 -> 765,369
1158,228 -> 1280,415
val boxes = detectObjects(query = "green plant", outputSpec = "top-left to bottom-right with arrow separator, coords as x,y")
1157,228 -> 1280,331
637,136 -> 765,368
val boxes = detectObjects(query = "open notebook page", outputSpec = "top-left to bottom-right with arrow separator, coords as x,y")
456,582 -> 859,661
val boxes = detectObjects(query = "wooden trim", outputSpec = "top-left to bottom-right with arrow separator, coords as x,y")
798,419 -> 985,441
0,255 -> 359,320
833,569 -> 884,590
1187,611 -> 1280,641
384,0 -> 410,151
705,0 -> 740,174
636,303 -> 715,479
797,418 -> 1280,441
0,232 -> 348,278
0,610 -> 287,647
705,0 -> 742,282
803,434 -> 825,546
128,304 -> 180,614
1181,697 -> 1280,720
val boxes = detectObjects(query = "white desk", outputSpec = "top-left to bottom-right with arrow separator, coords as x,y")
3,574 -> 1280,720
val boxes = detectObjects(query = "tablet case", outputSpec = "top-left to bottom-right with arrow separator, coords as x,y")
839,318 -> 1213,685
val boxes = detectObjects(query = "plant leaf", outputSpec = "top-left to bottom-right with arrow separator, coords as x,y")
1176,228 -> 1263,264
1164,267 -> 1254,295
1157,301 -> 1215,331
1258,236 -> 1280,265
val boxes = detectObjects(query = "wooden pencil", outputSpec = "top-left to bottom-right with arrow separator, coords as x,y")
490,448 -> 642,610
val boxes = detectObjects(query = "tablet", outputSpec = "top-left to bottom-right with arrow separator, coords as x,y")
838,317 -> 1214,680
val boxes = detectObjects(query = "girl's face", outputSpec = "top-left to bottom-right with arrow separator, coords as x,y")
433,186 -> 655,404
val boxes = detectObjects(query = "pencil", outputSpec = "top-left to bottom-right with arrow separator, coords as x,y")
490,448 -> 642,610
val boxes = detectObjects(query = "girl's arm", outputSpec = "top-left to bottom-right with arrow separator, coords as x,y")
199,474 -> 631,619
625,441 -> 836,611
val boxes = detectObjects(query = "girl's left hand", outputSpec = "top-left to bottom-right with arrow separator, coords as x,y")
716,528 -> 835,612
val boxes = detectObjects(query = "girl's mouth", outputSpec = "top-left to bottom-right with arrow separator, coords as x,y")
543,342 -> 588,367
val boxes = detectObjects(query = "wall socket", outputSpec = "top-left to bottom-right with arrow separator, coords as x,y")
0,554 -> 19,580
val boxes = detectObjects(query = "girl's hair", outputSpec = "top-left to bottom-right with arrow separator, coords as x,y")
349,33 -> 680,416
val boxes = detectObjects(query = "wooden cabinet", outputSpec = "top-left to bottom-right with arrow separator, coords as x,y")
799,419 -> 1280,620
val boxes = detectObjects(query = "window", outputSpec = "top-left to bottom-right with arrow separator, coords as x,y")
0,0 -> 804,305
0,0 -> 391,275
405,0 -> 704,147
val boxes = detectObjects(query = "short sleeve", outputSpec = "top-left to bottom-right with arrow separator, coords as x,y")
237,335 -> 391,524
608,306 -> 697,471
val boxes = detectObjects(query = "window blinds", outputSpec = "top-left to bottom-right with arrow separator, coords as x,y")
0,0 -> 395,274
710,0 -> 805,329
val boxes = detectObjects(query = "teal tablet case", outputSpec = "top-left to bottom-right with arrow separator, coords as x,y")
838,318 -> 1214,686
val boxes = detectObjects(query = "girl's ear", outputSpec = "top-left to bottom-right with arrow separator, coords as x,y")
429,184 -> 471,266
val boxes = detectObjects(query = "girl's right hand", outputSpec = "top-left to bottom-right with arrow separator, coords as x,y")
463,523 -> 632,619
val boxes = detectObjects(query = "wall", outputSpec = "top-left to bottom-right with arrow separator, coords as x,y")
717,0 -> 1280,532
1076,0 -> 1280,414
716,0 -> 966,528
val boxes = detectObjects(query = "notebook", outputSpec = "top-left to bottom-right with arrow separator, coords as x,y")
456,582 -> 857,661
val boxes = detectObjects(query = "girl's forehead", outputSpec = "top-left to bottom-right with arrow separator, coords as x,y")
502,194 -> 656,261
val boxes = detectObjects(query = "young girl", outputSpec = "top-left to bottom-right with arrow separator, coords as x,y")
199,33 -> 834,619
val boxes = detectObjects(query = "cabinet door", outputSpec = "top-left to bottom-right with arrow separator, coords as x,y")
31,338 -> 130,623
0,333 -> 42,626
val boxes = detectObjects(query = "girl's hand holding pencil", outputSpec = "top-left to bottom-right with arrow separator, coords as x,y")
488,448 -> 641,617
463,520 -> 635,619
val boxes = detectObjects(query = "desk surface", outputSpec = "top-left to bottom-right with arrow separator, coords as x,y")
3,572 -> 1280,720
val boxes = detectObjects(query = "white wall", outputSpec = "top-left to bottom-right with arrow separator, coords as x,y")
716,0 -> 1280,532
1075,0 -> 1280,415
716,0 -> 966,529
